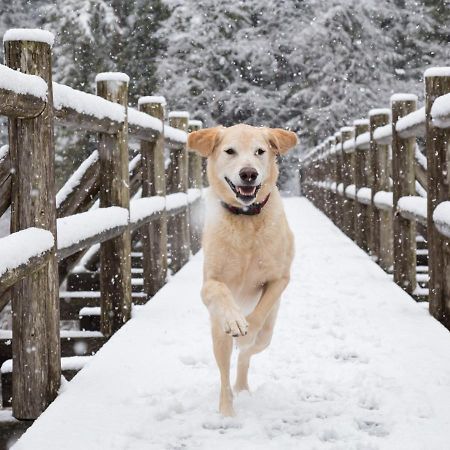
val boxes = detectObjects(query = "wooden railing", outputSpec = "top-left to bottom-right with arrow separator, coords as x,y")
300,67 -> 450,331
0,29 -> 205,421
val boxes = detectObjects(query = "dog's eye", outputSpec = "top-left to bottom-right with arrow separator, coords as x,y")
256,148 -> 266,156
224,148 -> 236,155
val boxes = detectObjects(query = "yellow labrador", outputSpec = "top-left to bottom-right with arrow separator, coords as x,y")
187,124 -> 297,416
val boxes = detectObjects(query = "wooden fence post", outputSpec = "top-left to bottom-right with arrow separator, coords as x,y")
167,111 -> 190,273
341,127 -> 355,239
138,96 -> 168,296
354,119 -> 370,250
425,68 -> 450,326
96,72 -> 132,336
391,94 -> 417,294
328,136 -> 337,222
4,30 -> 61,419
188,119 -> 203,254
369,109 -> 393,270
334,131 -> 343,230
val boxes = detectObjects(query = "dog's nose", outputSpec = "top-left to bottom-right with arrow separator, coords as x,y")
239,167 -> 258,184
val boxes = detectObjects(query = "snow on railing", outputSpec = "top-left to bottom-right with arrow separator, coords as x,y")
129,196 -> 165,226
396,106 -> 426,138
342,139 -> 355,153
56,150 -> 99,209
355,132 -> 370,149
345,184 -> 356,199
57,207 -> 129,259
431,92 -> 450,129
373,124 -> 392,144
433,201 -> 450,239
373,191 -> 393,211
0,228 -> 54,279
397,196 -> 427,225
0,63 -> 47,100
356,187 -> 371,205
53,82 -> 125,123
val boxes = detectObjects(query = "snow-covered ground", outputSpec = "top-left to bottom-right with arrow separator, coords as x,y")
14,197 -> 450,450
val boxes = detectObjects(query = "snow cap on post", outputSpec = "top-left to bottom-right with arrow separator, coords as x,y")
340,126 -> 354,133
95,72 -> 130,84
3,28 -> 55,47
353,119 -> 369,126
424,67 -> 450,78
369,108 -> 391,117
390,93 -> 417,104
138,95 -> 166,106
168,111 -> 190,119
188,119 -> 203,128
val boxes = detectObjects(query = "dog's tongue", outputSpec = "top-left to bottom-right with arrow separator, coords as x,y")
237,186 -> 256,196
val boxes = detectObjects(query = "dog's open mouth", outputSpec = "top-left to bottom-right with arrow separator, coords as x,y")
225,177 -> 260,203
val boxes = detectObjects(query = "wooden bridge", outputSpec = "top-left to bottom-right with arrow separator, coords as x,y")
300,69 -> 450,328
0,28 -> 206,444
1,29 -> 450,449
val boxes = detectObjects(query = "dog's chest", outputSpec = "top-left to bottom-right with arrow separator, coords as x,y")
217,225 -> 283,285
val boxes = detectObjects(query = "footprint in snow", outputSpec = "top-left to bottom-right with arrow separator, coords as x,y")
356,418 -> 390,437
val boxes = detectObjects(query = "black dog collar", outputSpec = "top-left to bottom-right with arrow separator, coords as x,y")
221,194 -> 270,216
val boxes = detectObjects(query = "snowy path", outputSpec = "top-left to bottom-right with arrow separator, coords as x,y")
15,198 -> 450,450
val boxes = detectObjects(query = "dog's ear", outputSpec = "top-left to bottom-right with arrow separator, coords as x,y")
187,126 -> 224,157
265,128 -> 298,155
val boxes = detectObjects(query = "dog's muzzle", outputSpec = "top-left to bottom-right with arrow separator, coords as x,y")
225,177 -> 261,203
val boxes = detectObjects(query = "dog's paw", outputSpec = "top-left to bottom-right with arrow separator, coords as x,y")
222,307 -> 248,337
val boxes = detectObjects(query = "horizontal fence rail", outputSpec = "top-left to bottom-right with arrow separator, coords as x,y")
300,66 -> 450,332
0,28 -> 207,423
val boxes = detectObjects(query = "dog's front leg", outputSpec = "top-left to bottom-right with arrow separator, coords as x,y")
239,276 -> 289,348
202,279 -> 248,416
202,279 -> 248,337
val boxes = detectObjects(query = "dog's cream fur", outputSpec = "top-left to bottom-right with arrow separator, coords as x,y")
187,124 -> 297,416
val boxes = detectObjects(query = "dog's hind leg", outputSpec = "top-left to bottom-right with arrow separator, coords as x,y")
235,301 -> 280,393
211,319 -> 235,416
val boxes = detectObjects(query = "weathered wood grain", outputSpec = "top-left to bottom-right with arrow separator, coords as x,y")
342,128 -> 355,239
426,73 -> 450,327
167,112 -> 190,274
5,37 -> 61,420
391,96 -> 417,294
96,75 -> 132,337
139,98 -> 168,296
369,111 -> 392,270
0,87 -> 46,118
354,121 -> 370,251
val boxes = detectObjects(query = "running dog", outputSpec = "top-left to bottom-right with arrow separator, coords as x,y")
187,124 -> 297,416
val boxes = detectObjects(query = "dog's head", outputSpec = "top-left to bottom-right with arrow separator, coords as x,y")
187,124 -> 298,207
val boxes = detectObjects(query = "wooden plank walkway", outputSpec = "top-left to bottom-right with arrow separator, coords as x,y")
13,198 -> 450,450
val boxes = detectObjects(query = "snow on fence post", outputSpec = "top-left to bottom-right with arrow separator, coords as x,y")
425,68 -> 450,326
316,144 -> 323,211
319,143 -> 326,211
324,139 -> 333,219
138,96 -> 168,296
96,72 -> 132,337
341,127 -> 355,239
354,119 -> 370,251
334,132 -> 344,230
167,111 -> 190,273
4,29 -> 61,419
328,136 -> 337,223
391,94 -> 417,294
188,119 -> 203,254
369,109 -> 392,270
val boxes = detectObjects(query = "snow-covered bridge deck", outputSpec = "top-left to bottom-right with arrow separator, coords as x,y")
14,198 -> 450,450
